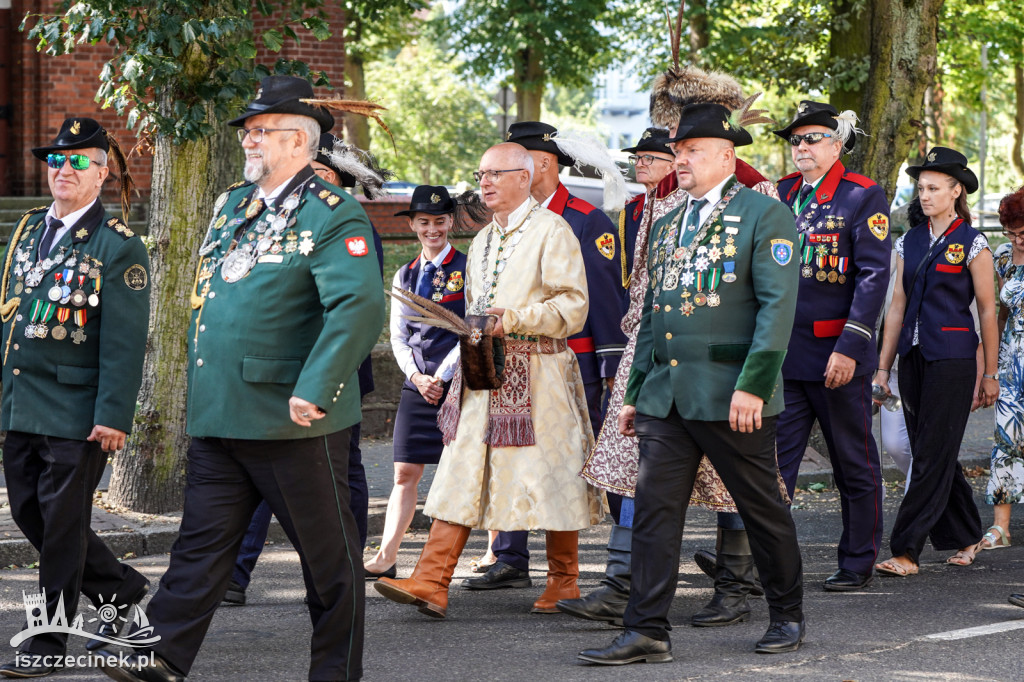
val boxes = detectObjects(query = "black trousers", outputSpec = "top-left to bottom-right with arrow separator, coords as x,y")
891,348 -> 982,563
625,410 -> 803,640
3,432 -> 148,655
144,432 -> 364,681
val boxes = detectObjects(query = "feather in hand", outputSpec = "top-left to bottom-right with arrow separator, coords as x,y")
386,286 -> 471,335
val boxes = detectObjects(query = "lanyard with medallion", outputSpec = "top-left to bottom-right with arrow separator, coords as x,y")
792,176 -> 826,218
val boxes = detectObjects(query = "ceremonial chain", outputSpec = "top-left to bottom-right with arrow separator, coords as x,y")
468,204 -> 541,316
674,183 -> 742,271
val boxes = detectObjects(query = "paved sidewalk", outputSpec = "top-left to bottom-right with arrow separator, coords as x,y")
0,406 -> 996,566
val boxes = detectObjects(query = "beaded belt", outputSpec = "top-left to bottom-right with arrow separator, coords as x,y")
505,334 -> 567,354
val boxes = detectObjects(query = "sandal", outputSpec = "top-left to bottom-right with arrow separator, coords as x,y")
980,525 -> 1011,550
469,556 -> 497,573
875,558 -> 919,577
946,542 -> 982,566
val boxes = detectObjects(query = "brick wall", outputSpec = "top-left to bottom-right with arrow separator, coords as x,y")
357,196 -> 492,238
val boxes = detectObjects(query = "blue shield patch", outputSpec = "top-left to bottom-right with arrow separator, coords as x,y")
771,239 -> 794,266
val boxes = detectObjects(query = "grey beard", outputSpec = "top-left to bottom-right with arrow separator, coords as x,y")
244,158 -> 268,184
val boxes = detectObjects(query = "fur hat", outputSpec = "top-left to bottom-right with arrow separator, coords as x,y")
649,66 -> 745,129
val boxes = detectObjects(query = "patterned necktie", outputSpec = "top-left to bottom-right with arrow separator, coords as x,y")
417,261 -> 437,299
38,218 -> 63,258
685,198 -> 708,232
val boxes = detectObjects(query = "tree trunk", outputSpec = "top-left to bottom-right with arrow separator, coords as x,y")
1013,58 -> 1024,178
829,0 -> 872,113
848,0 -> 944,200
108,91 -> 218,512
688,0 -> 708,60
343,53 -> 369,151
514,47 -> 544,122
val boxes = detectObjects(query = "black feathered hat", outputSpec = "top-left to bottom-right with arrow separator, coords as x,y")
667,103 -> 752,147
32,117 -> 109,160
229,76 -> 335,131
906,146 -> 979,194
395,185 -> 456,217
505,121 -> 574,166
773,100 -> 857,151
622,127 -> 672,155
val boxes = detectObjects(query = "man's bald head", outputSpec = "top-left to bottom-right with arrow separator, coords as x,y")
478,143 -> 534,218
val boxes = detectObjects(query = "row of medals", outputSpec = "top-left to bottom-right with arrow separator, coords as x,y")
650,187 -> 741,316
800,214 -> 847,283
215,192 -> 304,283
13,240 -> 101,341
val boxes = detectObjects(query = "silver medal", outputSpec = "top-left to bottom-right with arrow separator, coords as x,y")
48,285 -> 62,302
282,195 -> 299,211
221,248 -> 255,282
25,269 -> 43,287
272,216 -> 287,231
88,293 -> 100,307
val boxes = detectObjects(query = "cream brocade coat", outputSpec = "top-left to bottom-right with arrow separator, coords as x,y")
423,199 -> 607,530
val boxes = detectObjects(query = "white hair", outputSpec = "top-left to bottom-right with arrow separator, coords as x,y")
94,149 -> 108,166
278,114 -> 320,159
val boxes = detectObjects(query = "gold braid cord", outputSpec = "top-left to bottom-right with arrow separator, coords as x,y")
1,211 -> 37,322
618,205 -> 631,289
300,98 -> 395,150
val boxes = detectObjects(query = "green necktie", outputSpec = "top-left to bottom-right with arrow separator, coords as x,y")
685,198 -> 708,232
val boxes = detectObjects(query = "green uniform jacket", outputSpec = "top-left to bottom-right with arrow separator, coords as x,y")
625,178 -> 799,421
1,200 -> 150,439
187,168 -> 385,440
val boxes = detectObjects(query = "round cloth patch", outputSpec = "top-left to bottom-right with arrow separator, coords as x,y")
124,264 -> 148,291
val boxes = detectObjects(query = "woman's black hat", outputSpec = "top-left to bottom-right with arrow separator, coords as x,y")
667,103 -> 752,147
906,146 -> 979,194
228,76 -> 335,132
622,127 -> 672,155
395,185 -> 456,217
505,121 -> 574,166
32,117 -> 109,160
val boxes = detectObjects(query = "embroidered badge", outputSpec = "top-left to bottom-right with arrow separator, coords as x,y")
446,271 -> 464,292
346,237 -> 369,257
946,243 -> 965,264
124,264 -> 148,291
75,228 -> 89,239
771,239 -> 794,266
595,232 -> 615,260
868,212 -> 889,241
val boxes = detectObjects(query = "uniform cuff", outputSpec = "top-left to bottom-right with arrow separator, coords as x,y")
735,350 -> 786,402
623,368 -> 646,406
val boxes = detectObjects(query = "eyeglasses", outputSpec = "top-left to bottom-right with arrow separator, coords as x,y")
788,132 -> 835,146
237,128 -> 300,143
46,153 -> 97,171
472,168 -> 525,184
1002,231 -> 1024,243
628,154 -> 672,167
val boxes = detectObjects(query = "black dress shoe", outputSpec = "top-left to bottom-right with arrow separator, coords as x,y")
220,580 -> 246,606
578,630 -> 672,665
556,587 -> 627,626
364,564 -> 397,580
96,651 -> 184,682
86,582 -> 151,651
461,561 -> 532,590
823,568 -> 872,592
0,654 -> 59,678
1010,593 -> 1024,608
755,619 -> 806,654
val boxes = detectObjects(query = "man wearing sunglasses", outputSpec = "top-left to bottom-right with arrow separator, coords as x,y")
773,100 -> 891,592
0,117 -> 151,678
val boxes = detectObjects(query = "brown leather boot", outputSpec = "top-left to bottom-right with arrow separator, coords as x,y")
374,519 -> 470,618
531,530 -> 580,613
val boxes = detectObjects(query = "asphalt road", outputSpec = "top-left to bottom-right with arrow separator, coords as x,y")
0,475 -> 1021,681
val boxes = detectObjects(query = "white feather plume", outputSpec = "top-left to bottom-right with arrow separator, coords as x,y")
323,140 -> 391,199
833,110 -> 867,147
551,130 -> 629,211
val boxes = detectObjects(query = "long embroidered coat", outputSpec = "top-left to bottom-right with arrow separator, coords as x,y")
422,199 -> 606,530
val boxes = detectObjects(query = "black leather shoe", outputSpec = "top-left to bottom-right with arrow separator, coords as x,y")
578,630 -> 672,665
461,561 -> 532,590
1010,593 -> 1024,608
221,580 -> 246,606
96,651 -> 184,682
86,582 -> 151,651
0,654 -> 60,678
364,564 -> 397,580
754,619 -> 806,654
823,568 -> 873,592
556,586 -> 627,626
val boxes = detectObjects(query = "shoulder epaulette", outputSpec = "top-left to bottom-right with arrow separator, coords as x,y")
778,171 -> 802,184
626,194 -> 644,206
309,177 -> 344,210
566,196 -> 596,216
227,179 -> 251,191
22,205 -> 48,218
104,216 -> 135,239
842,172 -> 878,189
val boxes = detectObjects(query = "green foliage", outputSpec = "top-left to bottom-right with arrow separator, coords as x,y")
366,42 -> 499,185
345,0 -> 429,62
21,0 -> 334,144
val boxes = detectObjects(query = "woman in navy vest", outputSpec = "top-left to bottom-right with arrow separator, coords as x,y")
872,147 -> 998,576
364,185 -> 471,578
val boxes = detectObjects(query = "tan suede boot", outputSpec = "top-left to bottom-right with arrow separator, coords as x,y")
531,530 -> 580,613
375,519 -> 471,618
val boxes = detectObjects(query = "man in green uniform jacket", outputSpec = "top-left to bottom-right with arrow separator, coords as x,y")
0,117 -> 151,678
99,77 -> 384,682
579,103 -> 805,666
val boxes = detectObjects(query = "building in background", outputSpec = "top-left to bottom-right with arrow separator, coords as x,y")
595,63 -> 649,151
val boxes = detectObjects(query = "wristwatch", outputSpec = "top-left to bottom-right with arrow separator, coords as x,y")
983,373 -> 999,380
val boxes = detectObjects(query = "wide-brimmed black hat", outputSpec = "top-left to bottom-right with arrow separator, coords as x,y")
315,133 -> 356,188
506,121 -> 574,166
622,127 -> 672,155
773,100 -> 856,151
667,103 -> 752,147
906,146 -> 979,194
395,185 -> 456,217
228,75 -> 334,131
32,117 -> 110,161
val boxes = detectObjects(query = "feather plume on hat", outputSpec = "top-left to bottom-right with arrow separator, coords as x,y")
323,139 -> 394,199
300,98 -> 396,150
549,130 -> 629,211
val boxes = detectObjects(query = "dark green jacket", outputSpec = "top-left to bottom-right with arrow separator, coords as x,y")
1,200 -> 150,439
186,169 -> 385,440
625,179 -> 799,421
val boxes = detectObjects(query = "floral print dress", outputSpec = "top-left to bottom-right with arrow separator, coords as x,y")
989,241 -> 1024,505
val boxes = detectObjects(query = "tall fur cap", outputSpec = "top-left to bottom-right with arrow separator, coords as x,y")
650,66 -> 745,128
